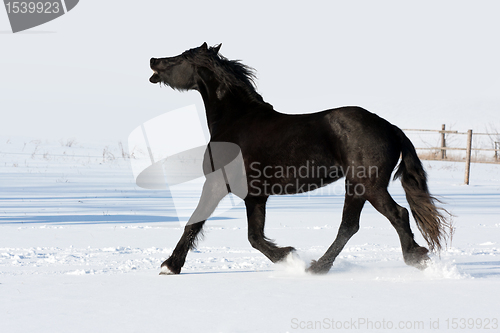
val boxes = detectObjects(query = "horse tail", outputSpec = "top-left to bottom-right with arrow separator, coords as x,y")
393,126 -> 452,252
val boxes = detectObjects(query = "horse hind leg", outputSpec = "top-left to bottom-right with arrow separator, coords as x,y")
245,196 -> 295,263
308,192 -> 366,274
366,189 -> 430,269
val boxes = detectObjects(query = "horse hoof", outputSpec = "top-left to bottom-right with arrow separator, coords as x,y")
306,259 -> 331,275
281,246 -> 296,258
415,258 -> 431,270
159,266 -> 179,275
271,246 -> 296,263
160,258 -> 182,275
404,247 -> 431,270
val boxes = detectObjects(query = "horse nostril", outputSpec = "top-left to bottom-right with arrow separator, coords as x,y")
150,58 -> 156,67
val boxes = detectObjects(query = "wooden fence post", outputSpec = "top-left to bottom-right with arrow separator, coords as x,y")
440,124 -> 446,159
495,142 -> 499,161
464,129 -> 473,185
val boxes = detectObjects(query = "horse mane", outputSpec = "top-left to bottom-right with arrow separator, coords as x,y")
183,45 -> 273,108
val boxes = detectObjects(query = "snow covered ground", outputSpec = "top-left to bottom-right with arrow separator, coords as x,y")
1,137 -> 499,333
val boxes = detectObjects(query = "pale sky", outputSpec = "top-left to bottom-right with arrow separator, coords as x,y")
1,1 -> 499,141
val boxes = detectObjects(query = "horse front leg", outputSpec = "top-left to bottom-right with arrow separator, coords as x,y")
161,179 -> 227,275
245,196 -> 295,263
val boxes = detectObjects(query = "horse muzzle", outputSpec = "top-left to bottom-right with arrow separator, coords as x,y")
149,58 -> 161,84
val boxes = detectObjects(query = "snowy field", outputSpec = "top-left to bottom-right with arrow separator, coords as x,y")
1,137 -> 499,333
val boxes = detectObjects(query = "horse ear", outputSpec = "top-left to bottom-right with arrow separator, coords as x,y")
213,43 -> 222,54
201,42 -> 208,50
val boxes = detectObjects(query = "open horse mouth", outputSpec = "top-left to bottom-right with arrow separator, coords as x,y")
149,70 -> 161,84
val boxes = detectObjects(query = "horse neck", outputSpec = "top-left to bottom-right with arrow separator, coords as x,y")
197,78 -> 272,137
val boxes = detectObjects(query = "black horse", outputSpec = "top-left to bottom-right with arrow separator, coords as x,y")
149,42 -> 451,275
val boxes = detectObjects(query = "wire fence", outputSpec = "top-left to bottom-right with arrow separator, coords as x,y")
403,125 -> 500,185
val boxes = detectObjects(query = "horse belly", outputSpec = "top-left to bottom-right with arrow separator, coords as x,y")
245,159 -> 343,196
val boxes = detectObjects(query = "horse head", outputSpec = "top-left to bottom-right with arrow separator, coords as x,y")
149,42 -> 221,92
